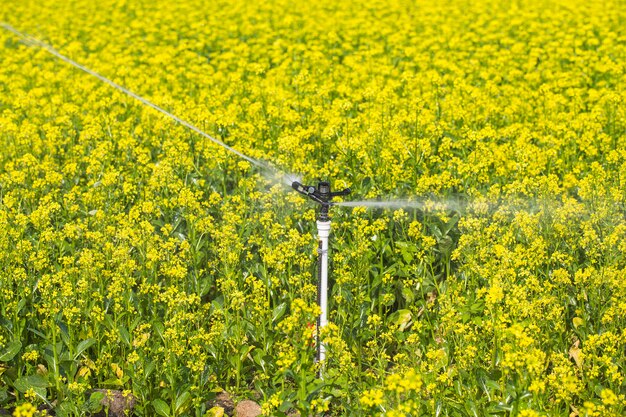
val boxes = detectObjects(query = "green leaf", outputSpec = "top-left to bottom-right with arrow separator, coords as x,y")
390,309 -> 412,331
14,375 -> 49,392
402,286 -> 415,303
0,387 -> 8,403
153,322 -> 165,340
119,326 -> 130,346
0,341 -> 21,362
464,399 -> 478,417
60,350 -> 72,361
272,302 -> 287,323
305,381 -> 325,401
371,273 -> 383,290
279,400 -> 294,413
144,361 -> 156,378
239,345 -> 254,363
58,321 -> 70,346
31,387 -> 48,403
85,391 -> 105,413
175,391 -> 191,414
486,402 -> 513,413
153,399 -> 170,417
252,349 -> 267,371
74,338 -> 96,360
27,327 -> 47,339
55,400 -> 71,417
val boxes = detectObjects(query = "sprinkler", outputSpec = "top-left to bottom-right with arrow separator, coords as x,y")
292,181 -> 351,370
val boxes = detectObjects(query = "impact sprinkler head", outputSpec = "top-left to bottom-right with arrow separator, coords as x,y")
292,181 -> 351,221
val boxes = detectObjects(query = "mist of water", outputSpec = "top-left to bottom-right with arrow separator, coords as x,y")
335,198 -> 465,212
281,172 -> 302,188
335,194 -> 626,221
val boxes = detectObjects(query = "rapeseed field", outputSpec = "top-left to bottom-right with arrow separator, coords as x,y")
1,0 -> 626,415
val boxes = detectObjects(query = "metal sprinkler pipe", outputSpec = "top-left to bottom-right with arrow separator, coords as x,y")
316,220 -> 330,365
291,181 -> 350,371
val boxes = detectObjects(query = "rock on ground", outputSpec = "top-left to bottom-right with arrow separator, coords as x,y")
234,400 -> 262,417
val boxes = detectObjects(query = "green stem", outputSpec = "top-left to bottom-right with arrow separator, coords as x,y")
51,316 -> 61,396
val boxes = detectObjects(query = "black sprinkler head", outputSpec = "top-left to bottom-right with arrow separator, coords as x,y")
291,180 -> 351,221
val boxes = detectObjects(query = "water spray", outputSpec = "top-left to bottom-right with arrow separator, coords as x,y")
291,181 -> 350,369
0,23 -> 282,178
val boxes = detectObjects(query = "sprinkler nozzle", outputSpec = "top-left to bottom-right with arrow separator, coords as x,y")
291,181 -> 351,221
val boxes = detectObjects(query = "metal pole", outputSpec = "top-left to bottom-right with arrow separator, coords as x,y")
316,220 -> 331,366
290,180 -> 349,374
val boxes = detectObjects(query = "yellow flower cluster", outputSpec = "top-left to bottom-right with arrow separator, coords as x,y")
360,369 -> 424,415
12,403 -> 40,417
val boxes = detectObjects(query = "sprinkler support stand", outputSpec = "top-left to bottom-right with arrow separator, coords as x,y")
291,180 -> 350,374
316,220 -> 331,366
